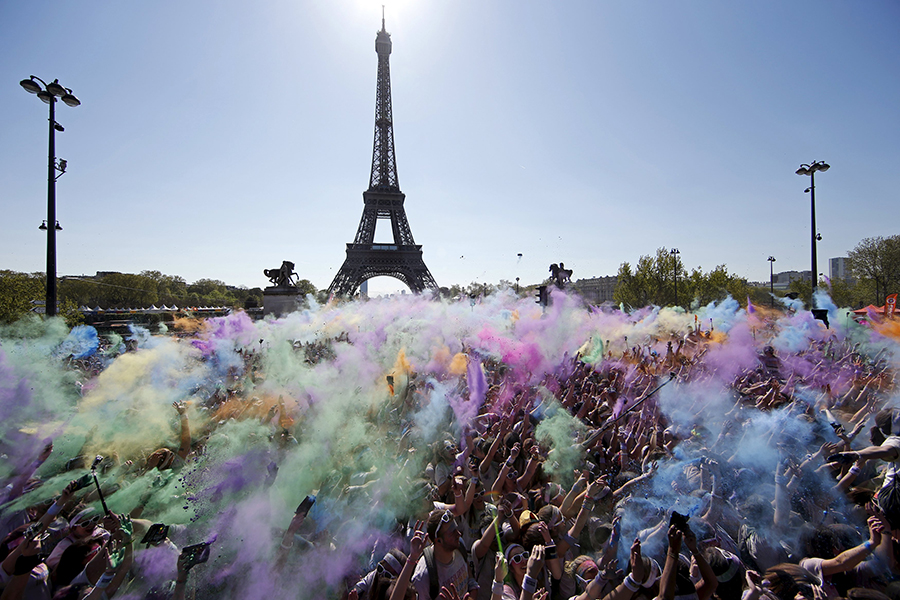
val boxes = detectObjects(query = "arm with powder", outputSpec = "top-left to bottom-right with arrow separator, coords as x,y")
173,402 -> 191,461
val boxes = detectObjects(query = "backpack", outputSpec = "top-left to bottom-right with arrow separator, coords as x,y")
423,545 -> 440,600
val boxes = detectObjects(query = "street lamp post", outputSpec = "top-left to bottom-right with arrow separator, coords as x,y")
670,248 -> 680,307
20,76 -> 80,317
768,256 -> 776,308
795,161 -> 829,302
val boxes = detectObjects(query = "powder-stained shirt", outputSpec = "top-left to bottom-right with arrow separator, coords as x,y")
411,549 -> 471,600
880,436 -> 900,487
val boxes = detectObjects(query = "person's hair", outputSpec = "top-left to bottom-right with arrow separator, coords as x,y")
704,548 -> 745,600
536,504 -> 558,525
801,526 -> 838,560
478,511 -> 497,541
426,509 -> 450,542
367,572 -> 395,600
565,555 -> 594,580
521,522 -> 544,550
55,543 -> 94,587
763,563 -> 820,600
828,523 -> 861,552
871,409 -> 894,446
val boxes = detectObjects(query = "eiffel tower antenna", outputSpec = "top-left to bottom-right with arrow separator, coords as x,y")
327,16 -> 438,297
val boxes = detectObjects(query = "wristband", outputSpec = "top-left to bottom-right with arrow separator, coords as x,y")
849,466 -> 861,475
522,575 -> 538,594
47,502 -> 62,517
95,572 -> 115,589
545,544 -> 558,560
593,572 -> 608,586
492,581 -> 505,595
623,574 -> 640,592
280,540 -> 293,549
863,540 -> 874,553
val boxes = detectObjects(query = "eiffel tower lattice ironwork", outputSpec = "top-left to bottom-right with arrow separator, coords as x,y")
328,17 -> 437,297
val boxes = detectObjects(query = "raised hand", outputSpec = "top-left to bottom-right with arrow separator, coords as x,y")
409,520 -> 427,561
667,525 -> 683,553
509,443 -> 521,461
526,544 -> 545,579
438,583 -> 462,600
494,553 -> 509,582
630,538 -> 644,582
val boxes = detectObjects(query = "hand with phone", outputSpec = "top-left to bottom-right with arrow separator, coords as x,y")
286,495 -> 315,539
140,524 -> 170,546
179,542 -> 211,572
296,495 -> 315,517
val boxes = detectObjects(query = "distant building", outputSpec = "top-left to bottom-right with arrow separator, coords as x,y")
571,276 -> 618,305
772,270 -> 812,291
830,257 -> 855,284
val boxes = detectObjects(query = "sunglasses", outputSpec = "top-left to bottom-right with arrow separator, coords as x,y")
509,551 -> 530,565
376,563 -> 397,579
436,510 -> 454,537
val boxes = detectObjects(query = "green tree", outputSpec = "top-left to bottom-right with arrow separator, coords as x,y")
613,248 -> 685,308
141,270 -> 187,306
100,272 -> 158,307
295,279 -> 317,298
614,250 -> 749,309
0,271 -> 44,323
847,235 -> 900,305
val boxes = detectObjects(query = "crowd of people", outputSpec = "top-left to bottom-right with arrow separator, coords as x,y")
0,288 -> 898,600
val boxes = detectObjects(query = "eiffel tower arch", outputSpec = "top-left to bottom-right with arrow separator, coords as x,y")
328,16 -> 437,297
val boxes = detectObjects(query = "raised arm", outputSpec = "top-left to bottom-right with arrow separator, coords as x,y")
173,402 -> 192,460
389,521 -> 425,600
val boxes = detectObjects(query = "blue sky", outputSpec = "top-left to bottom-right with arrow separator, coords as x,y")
2,1 -> 898,295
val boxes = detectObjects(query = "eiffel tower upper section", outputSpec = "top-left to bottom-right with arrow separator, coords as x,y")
368,17 -> 400,195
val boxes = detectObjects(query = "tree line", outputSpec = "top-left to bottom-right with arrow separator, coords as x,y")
0,270 -> 278,325
1,234 -> 895,325
611,235 -> 899,310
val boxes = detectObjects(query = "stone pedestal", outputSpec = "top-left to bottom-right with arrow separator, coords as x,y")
263,287 -> 301,317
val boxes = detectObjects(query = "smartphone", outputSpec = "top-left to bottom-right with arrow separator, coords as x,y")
180,542 -> 211,570
140,523 -> 170,546
70,473 -> 95,492
669,510 -> 690,531
296,495 -> 316,516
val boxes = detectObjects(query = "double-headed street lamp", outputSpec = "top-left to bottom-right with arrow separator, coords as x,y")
20,76 -> 80,317
670,248 -> 681,307
768,256 -> 776,307
795,161 -> 829,301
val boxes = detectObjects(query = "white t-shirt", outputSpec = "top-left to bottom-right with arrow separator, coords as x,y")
880,436 -> 900,487
411,550 -> 471,600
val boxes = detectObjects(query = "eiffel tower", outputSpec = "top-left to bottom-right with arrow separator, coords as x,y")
328,16 -> 438,297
